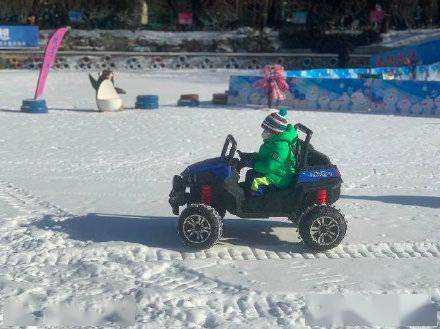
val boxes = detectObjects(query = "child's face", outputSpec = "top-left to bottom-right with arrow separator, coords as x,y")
262,130 -> 273,141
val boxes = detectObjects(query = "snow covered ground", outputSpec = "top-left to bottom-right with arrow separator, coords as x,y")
0,70 -> 439,327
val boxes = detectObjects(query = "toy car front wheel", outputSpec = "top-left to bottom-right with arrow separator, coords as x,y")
298,205 -> 347,252
178,204 -> 223,249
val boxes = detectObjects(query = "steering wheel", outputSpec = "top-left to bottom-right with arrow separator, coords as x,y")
221,134 -> 237,165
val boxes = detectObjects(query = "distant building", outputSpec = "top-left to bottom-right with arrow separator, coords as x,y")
0,0 -> 438,30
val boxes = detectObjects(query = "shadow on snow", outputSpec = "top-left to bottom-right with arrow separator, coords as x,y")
33,213 -> 306,253
342,194 -> 440,209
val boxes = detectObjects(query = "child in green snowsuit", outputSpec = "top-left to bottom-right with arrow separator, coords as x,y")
240,109 -> 298,196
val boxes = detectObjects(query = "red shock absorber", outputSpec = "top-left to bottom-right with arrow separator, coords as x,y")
316,189 -> 328,205
200,185 -> 213,205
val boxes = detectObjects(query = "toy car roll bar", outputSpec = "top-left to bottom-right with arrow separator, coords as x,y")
295,123 -> 313,169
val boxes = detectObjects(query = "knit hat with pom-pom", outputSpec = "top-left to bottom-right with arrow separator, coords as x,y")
261,108 -> 288,134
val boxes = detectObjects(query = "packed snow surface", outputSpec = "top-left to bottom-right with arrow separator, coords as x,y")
0,70 -> 439,327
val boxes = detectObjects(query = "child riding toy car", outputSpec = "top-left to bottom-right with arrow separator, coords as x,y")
169,118 -> 346,252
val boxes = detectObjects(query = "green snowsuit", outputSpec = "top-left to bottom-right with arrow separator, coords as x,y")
253,124 -> 298,189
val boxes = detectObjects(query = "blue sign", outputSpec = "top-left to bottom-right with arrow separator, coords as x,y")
0,25 -> 39,49
371,40 -> 440,67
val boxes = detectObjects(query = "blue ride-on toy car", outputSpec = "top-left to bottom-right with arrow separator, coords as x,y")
169,124 -> 346,251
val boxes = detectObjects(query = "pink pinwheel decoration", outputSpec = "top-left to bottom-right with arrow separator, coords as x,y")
257,64 -> 289,108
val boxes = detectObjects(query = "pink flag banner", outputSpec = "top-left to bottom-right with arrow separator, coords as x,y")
34,27 -> 69,99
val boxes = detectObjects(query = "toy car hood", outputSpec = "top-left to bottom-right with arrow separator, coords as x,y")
181,157 -> 232,179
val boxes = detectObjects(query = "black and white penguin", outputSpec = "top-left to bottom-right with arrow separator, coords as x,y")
89,70 -> 125,112
89,70 -> 126,95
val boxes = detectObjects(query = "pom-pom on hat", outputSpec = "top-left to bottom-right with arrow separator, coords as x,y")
261,108 -> 288,134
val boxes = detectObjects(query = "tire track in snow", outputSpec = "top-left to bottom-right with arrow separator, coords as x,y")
135,263 -> 440,327
0,179 -> 71,218
138,264 -> 305,326
6,239 -> 438,269
147,241 -> 440,262
4,226 -> 440,266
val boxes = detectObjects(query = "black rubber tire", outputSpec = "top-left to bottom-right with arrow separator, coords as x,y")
178,204 -> 223,249
298,205 -> 347,252
214,207 -> 226,219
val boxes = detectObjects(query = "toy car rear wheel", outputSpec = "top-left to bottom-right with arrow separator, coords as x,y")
298,205 -> 346,252
178,204 -> 223,249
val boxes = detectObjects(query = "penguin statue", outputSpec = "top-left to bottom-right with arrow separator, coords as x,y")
89,70 -> 126,112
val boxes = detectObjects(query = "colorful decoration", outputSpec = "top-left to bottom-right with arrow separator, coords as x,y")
257,65 -> 289,108
371,40 -> 440,68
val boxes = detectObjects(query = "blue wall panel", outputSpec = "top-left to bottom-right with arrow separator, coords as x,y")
228,75 -> 440,116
